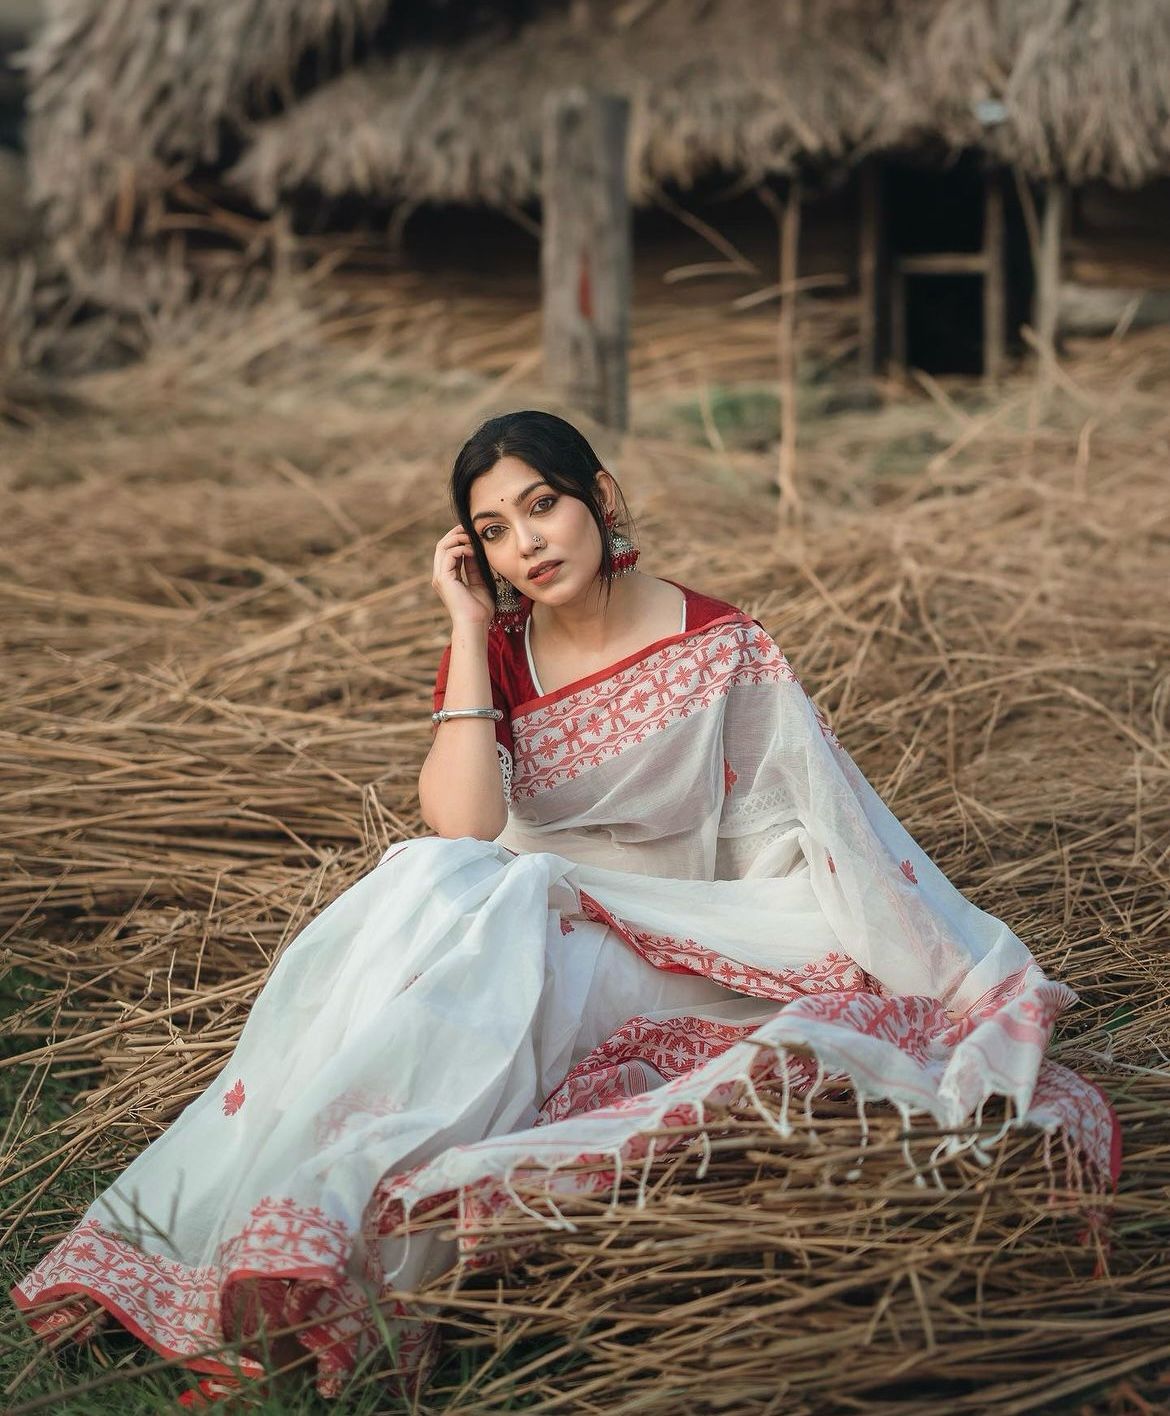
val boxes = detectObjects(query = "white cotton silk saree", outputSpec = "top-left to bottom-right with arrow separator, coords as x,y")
12,608 -> 1119,1396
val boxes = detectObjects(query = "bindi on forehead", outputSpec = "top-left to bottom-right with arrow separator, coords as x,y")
471,478 -> 549,522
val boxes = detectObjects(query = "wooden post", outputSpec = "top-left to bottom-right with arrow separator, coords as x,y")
983,168 -> 1006,383
889,264 -> 907,379
757,176 -> 803,525
541,89 -> 631,430
1034,179 -> 1065,358
858,160 -> 886,378
777,177 -> 802,523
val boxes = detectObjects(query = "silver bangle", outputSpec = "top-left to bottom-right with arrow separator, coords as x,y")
431,707 -> 504,724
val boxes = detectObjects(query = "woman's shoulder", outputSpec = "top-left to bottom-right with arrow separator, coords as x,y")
662,578 -> 754,633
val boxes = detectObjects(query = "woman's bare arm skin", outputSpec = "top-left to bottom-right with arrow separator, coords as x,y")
418,621 -> 507,839
418,525 -> 508,840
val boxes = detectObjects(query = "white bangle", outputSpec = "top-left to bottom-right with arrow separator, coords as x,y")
432,707 -> 504,724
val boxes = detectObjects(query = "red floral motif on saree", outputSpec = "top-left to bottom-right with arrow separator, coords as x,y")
10,1193 -> 445,1400
776,991 -> 951,1066
535,1014 -> 758,1125
13,1196 -> 347,1368
577,890 -> 880,1001
312,1086 -> 405,1147
938,966 -> 1069,1048
510,620 -> 833,798
1028,1063 -> 1122,1191
222,1080 -> 245,1116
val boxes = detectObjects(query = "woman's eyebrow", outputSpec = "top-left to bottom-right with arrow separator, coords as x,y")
471,481 -> 548,522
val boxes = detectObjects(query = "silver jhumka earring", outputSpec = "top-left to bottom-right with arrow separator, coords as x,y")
490,573 -> 526,633
604,510 -> 639,575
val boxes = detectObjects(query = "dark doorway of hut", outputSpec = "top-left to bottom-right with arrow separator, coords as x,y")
879,153 -> 1034,381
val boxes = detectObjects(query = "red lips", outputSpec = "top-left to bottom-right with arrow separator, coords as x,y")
528,560 -> 561,580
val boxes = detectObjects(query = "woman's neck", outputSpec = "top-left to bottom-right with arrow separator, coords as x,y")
532,571 -> 654,653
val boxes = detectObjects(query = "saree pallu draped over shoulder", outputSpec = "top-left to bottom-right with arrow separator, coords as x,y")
12,607 -> 1120,1398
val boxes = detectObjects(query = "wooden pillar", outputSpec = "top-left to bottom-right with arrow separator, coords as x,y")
889,264 -> 907,379
857,160 -> 887,378
1034,179 -> 1065,357
983,168 -> 1006,383
777,177 -> 802,520
541,89 -> 631,430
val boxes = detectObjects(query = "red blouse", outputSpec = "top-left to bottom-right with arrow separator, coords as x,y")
431,578 -> 748,758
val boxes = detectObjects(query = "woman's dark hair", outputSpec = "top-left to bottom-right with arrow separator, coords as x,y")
450,410 -> 635,610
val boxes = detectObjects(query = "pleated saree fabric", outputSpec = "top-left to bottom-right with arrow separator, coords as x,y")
12,581 -> 1119,1396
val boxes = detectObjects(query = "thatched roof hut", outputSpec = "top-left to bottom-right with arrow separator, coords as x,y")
22,0 -> 1170,241
897,0 -> 1170,189
23,0 -> 390,237
230,1 -> 898,214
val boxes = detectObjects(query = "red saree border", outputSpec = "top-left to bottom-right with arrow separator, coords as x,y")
534,1013 -> 764,1125
577,889 -> 881,1001
510,609 -> 756,717
509,618 -> 797,798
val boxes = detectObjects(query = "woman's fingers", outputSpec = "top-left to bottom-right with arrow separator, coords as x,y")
435,546 -> 481,589
432,528 -> 490,610
438,549 -> 466,581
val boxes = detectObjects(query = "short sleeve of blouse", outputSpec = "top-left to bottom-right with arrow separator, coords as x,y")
431,638 -> 515,762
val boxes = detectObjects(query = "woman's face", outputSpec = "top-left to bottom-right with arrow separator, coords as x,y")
468,456 -> 613,604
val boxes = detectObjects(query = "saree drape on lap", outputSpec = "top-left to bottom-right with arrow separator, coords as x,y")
12,586 -> 1119,1396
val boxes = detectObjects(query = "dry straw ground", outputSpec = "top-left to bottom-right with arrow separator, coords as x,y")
1,293 -> 1168,1412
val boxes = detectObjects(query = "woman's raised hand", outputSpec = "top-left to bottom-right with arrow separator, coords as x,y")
432,525 -> 496,628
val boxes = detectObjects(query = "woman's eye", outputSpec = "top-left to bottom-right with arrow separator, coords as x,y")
481,497 -> 553,541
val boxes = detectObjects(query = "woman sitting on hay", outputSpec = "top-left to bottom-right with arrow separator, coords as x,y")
12,409 -> 1119,1402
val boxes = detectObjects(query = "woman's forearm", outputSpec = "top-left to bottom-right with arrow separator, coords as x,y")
418,621 -> 508,839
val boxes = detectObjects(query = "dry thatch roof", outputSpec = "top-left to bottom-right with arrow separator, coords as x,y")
23,0 -> 394,236
898,0 -> 1170,189
23,0 -> 1170,242
231,0 -> 896,212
